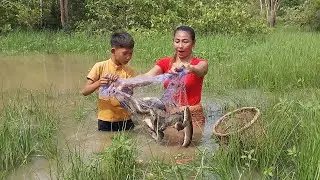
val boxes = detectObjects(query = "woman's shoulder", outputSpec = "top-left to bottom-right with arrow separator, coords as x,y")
157,57 -> 172,62
192,57 -> 207,64
156,57 -> 172,66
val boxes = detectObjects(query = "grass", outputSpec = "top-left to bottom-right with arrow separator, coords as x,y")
54,132 -> 138,180
1,29 -> 319,94
0,90 -> 59,177
0,28 -> 320,179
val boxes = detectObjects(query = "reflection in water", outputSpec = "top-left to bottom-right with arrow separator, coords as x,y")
1,54 -> 221,179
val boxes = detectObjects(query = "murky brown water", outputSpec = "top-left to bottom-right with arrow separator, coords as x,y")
0,54 -> 93,91
1,54 -> 220,179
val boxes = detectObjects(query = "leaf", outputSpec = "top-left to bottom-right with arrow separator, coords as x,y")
249,149 -> 255,154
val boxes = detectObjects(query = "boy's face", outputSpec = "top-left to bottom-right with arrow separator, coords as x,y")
112,47 -> 133,65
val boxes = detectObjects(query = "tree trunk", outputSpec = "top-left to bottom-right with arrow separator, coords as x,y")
60,0 -> 65,27
39,0 -> 43,27
264,0 -> 280,28
64,0 -> 68,25
259,0 -> 264,16
269,10 -> 276,28
60,0 -> 68,29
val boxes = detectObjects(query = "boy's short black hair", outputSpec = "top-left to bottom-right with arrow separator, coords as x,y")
110,31 -> 135,49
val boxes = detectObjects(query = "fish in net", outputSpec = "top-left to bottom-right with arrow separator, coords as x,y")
100,70 -> 188,114
99,69 -> 193,147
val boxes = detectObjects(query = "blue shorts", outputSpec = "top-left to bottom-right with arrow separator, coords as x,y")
98,119 -> 134,131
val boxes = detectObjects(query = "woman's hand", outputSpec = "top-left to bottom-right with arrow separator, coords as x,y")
169,61 -> 208,77
183,63 -> 194,74
168,63 -> 184,74
168,62 -> 193,74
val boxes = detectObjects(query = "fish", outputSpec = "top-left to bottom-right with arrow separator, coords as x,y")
181,106 -> 193,147
107,83 -> 193,147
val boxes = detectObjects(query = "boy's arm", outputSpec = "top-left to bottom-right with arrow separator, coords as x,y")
81,79 -> 100,96
81,77 -> 111,96
81,62 -> 109,96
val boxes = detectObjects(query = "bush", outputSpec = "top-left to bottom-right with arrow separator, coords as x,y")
0,0 -> 267,34
0,0 -> 54,32
282,0 -> 320,31
76,0 -> 267,35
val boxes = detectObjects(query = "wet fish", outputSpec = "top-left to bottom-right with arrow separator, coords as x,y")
181,106 -> 193,147
113,91 -> 193,147
105,84 -> 193,147
168,106 -> 193,147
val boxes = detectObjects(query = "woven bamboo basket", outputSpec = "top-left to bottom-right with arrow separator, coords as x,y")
212,107 -> 263,147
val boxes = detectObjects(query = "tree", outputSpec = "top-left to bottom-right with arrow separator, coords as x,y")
263,0 -> 281,27
60,0 -> 68,29
259,0 -> 281,27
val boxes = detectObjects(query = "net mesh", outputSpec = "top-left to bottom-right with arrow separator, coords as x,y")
99,70 -> 188,115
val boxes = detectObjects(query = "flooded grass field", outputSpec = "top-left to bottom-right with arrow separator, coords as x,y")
1,30 -> 320,179
0,54 -> 222,179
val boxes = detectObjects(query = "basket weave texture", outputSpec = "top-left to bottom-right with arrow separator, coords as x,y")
213,107 -> 261,137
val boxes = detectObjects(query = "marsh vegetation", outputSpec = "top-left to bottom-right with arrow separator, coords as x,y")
1,27 -> 320,179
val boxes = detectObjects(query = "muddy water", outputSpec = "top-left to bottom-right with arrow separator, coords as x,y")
0,54 -> 93,91
1,54 -> 221,179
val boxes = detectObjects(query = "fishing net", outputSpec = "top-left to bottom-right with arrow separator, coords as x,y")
99,70 -> 188,116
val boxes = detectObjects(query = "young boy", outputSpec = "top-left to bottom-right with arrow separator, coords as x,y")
81,31 -> 136,131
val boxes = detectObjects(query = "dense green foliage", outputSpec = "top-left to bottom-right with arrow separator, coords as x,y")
76,0 -> 267,34
0,0 -> 266,34
282,0 -> 320,31
2,0 -> 320,34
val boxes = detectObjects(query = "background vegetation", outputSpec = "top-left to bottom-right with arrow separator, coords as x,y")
1,0 -> 320,179
1,0 -> 320,34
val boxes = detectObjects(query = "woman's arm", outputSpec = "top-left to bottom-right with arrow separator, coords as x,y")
187,61 -> 208,77
115,65 -> 165,90
143,65 -> 163,77
116,65 -> 164,89
169,61 -> 208,77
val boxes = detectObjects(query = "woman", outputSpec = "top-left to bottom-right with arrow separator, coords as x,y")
144,25 -> 208,127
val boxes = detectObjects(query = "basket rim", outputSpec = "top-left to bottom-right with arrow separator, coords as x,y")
212,107 -> 261,137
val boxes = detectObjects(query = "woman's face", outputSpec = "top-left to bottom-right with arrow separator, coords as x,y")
173,30 -> 195,60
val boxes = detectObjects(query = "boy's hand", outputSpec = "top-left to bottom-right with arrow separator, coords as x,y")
106,74 -> 119,82
100,74 -> 119,86
99,77 -> 109,86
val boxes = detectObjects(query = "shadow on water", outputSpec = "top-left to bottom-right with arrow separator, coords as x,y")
1,54 -> 224,179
